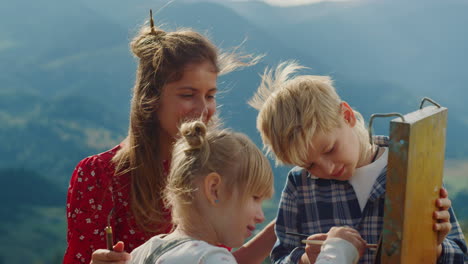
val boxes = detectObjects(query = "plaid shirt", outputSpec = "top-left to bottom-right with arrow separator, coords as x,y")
271,137 -> 467,264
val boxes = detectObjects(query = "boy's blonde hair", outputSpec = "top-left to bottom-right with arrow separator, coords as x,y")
249,61 -> 369,166
165,120 -> 274,226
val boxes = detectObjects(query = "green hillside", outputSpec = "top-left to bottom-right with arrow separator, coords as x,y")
0,90 -> 126,187
444,161 -> 468,223
0,169 -> 66,264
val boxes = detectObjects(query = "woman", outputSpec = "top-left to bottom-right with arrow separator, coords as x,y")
64,12 -> 274,264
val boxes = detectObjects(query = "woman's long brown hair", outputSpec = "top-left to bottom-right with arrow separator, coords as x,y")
112,22 -> 259,233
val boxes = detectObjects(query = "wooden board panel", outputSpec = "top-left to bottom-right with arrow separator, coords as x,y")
381,106 -> 448,264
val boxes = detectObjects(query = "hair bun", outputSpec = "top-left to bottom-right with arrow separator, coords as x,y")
180,121 -> 207,151
130,27 -> 167,59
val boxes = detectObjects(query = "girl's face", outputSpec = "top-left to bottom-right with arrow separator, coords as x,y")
302,104 -> 362,181
218,190 -> 266,248
156,60 -> 218,140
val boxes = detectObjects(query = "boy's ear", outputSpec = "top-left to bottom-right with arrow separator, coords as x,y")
341,101 -> 356,127
204,172 -> 222,206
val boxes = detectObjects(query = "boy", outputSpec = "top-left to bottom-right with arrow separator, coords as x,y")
249,61 -> 467,263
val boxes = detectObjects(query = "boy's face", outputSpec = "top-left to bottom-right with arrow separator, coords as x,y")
302,104 -> 362,181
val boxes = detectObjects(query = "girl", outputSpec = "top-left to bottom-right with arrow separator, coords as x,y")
248,61 -> 467,263
129,121 -> 367,264
63,13 -> 273,264
129,120 -> 274,263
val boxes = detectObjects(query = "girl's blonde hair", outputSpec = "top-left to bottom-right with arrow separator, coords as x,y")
249,61 -> 370,167
112,22 -> 260,233
165,120 -> 274,226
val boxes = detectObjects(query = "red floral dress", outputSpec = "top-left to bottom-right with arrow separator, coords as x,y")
63,145 -> 172,264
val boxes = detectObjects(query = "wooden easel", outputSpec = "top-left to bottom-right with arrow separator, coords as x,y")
371,98 -> 448,264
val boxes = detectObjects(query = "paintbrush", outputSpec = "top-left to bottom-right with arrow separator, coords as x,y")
105,208 -> 115,250
286,231 -> 377,250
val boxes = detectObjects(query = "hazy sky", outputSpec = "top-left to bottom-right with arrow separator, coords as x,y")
182,0 -> 357,7
261,0 -> 355,6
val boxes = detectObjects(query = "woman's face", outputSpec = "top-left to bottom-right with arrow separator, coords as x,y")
157,60 -> 218,140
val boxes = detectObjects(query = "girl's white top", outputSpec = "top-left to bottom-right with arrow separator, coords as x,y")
130,234 -> 360,264
130,235 -> 236,264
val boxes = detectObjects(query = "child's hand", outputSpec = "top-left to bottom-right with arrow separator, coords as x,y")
325,226 -> 366,257
90,241 -> 131,264
300,227 -> 366,264
433,187 -> 452,257
301,233 -> 327,264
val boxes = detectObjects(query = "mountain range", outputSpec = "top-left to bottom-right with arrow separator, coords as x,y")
2,0 -> 468,185
1,0 -> 467,263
